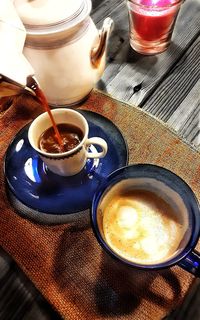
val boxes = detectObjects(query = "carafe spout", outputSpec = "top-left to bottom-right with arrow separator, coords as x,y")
0,75 -> 36,97
0,1 -> 35,98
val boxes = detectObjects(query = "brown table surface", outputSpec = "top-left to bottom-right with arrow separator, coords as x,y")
1,0 -> 200,319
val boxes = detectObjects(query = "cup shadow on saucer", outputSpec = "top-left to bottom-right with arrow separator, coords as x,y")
4,110 -> 128,225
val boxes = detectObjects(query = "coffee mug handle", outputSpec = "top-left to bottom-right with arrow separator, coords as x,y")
85,137 -> 108,158
178,250 -> 200,277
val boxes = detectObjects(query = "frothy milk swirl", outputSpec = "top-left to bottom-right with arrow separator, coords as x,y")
101,190 -> 187,264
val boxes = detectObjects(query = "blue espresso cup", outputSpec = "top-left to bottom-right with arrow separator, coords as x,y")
91,164 -> 200,276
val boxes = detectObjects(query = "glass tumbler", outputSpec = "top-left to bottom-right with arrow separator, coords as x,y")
127,0 -> 183,55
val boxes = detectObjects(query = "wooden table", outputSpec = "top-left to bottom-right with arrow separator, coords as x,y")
1,0 -> 200,318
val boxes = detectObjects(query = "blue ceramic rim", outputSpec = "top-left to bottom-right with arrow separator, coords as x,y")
3,110 -> 129,219
91,163 -> 200,270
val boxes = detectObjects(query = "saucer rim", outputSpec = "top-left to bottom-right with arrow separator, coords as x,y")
4,110 -> 129,224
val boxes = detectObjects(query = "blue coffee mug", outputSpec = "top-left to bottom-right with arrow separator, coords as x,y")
91,164 -> 200,276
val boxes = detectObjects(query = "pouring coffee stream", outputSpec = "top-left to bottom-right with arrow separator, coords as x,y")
26,76 -> 64,151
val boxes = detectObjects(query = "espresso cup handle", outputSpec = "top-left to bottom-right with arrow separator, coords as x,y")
85,137 -> 108,158
178,250 -> 200,277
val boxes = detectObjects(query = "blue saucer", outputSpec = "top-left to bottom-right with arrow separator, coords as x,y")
4,110 -> 128,224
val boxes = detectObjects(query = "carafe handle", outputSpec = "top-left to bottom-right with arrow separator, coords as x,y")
91,17 -> 114,68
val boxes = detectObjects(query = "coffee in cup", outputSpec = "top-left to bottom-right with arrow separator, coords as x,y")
28,108 -> 108,176
98,181 -> 188,265
38,123 -> 84,154
91,164 -> 200,277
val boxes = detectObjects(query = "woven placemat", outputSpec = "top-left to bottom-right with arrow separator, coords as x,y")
0,89 -> 200,320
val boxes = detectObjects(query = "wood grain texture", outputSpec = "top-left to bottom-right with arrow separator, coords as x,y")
143,36 -> 200,147
94,0 -> 200,150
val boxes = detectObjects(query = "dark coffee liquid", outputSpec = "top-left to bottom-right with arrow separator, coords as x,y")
39,123 -> 83,153
27,76 -> 64,151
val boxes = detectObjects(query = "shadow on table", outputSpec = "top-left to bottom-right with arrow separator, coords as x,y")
98,38 -> 183,101
53,226 -> 182,318
106,27 -> 183,66
94,253 -> 182,317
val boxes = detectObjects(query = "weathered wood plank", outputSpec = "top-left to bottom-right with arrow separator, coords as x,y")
142,36 -> 200,148
166,279 -> 200,320
0,249 -> 61,320
91,0 -> 123,23
94,0 -> 200,106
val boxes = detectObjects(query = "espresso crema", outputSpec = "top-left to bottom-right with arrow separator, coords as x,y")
100,189 -> 187,264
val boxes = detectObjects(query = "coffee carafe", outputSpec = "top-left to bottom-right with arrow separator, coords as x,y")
14,0 -> 114,106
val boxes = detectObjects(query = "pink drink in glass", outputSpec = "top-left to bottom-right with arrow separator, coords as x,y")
127,0 -> 182,54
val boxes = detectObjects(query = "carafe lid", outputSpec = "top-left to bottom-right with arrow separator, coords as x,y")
14,0 -> 91,32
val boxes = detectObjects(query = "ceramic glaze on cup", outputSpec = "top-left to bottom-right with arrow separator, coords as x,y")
91,164 -> 200,277
127,0 -> 183,55
28,109 -> 108,176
